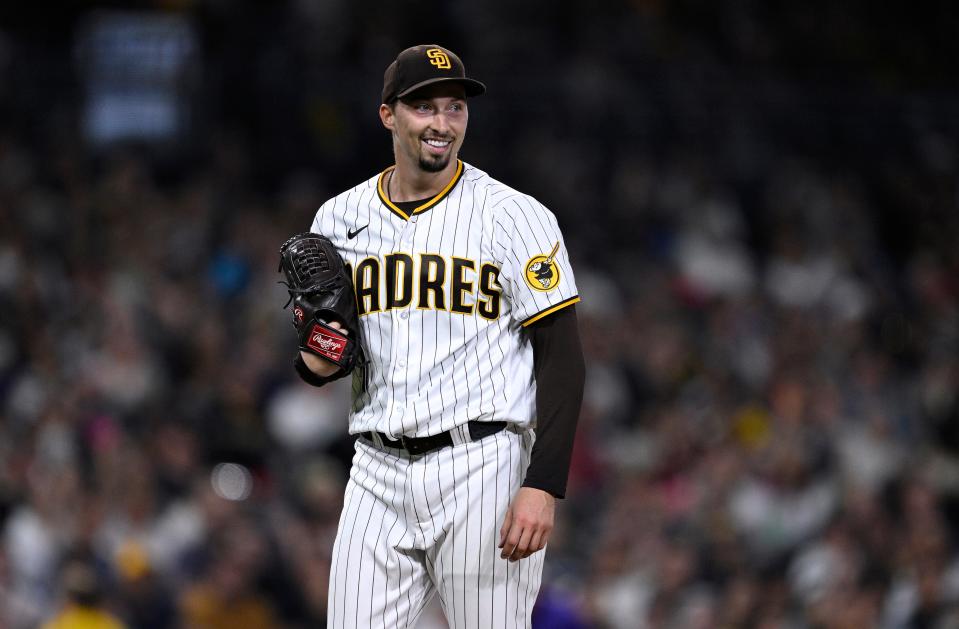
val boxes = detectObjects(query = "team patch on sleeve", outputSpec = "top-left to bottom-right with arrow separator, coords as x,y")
524,241 -> 561,292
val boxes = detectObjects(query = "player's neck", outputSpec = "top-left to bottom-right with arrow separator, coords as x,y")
389,159 -> 459,202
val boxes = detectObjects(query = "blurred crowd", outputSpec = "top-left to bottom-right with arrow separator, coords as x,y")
1,1 -> 958,628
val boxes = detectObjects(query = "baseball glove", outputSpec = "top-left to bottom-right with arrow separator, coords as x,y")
278,232 -> 362,375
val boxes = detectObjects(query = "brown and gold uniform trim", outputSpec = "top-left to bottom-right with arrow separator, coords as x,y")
376,160 -> 465,220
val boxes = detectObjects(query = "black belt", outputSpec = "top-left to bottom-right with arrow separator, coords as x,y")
361,421 -> 508,455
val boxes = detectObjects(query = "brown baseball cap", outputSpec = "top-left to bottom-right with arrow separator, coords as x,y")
382,44 -> 486,104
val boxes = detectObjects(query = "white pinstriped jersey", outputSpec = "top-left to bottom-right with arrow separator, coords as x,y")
310,160 -> 579,439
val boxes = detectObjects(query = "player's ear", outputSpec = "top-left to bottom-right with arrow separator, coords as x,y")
379,103 -> 395,131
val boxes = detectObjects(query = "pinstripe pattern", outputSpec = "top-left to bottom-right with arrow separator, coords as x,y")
328,430 -> 540,628
313,163 -> 573,628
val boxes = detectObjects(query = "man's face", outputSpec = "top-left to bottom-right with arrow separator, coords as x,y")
382,83 -> 468,173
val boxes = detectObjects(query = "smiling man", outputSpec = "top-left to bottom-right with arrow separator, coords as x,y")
292,44 -> 585,629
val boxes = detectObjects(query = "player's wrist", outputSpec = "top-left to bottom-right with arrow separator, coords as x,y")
520,480 -> 564,500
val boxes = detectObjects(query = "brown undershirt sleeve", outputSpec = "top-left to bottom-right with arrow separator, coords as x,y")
521,305 -> 585,499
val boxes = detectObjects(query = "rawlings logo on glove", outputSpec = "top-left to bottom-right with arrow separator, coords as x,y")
307,325 -> 348,361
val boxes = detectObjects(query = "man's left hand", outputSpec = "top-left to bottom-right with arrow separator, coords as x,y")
498,487 -> 555,562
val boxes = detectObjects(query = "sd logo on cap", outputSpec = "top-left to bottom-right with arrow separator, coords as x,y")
382,44 -> 486,104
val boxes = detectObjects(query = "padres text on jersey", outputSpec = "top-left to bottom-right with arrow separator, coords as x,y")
310,160 -> 579,440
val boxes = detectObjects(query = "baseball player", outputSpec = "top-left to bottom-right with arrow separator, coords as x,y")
295,44 -> 585,628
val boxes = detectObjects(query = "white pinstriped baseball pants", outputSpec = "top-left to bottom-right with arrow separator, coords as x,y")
327,426 -> 544,628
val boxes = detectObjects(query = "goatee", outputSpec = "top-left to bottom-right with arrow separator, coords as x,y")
419,155 -> 450,173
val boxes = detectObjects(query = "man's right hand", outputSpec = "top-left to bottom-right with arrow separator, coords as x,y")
300,320 -> 348,377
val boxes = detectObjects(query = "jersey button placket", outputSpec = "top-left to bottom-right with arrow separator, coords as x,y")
389,219 -> 414,399
401,220 -> 415,246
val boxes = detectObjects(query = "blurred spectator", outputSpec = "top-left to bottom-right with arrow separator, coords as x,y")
40,559 -> 126,629
1,2 -> 958,628
178,520 -> 279,629
112,540 -> 177,629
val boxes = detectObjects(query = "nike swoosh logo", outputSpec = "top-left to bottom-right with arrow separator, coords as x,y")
347,224 -> 369,239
